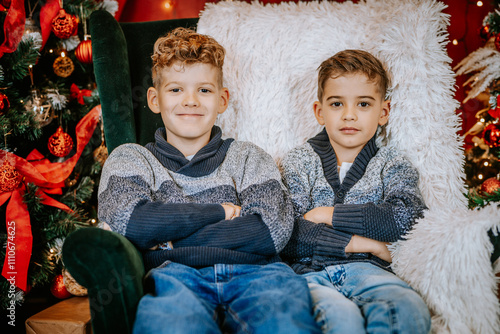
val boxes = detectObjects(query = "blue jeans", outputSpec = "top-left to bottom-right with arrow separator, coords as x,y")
304,262 -> 431,334
133,262 -> 321,334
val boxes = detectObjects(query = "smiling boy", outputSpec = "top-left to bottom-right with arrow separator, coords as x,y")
280,50 -> 431,333
98,28 -> 319,333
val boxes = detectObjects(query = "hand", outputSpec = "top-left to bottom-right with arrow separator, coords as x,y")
371,241 -> 392,263
221,203 -> 241,220
346,235 -> 392,263
303,207 -> 334,225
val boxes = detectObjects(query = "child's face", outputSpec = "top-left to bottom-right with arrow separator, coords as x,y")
313,73 -> 389,163
147,62 -> 229,153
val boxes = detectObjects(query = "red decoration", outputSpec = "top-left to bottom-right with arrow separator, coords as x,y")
70,83 -> 92,105
50,274 -> 72,299
48,127 -> 74,157
75,37 -> 92,64
479,25 -> 490,41
40,0 -> 61,49
483,123 -> 500,148
0,92 -> 10,114
51,9 -> 78,39
0,105 -> 101,292
480,177 -> 500,195
0,0 -> 25,58
0,160 -> 23,192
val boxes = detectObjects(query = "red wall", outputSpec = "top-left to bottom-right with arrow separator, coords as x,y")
117,0 -> 494,135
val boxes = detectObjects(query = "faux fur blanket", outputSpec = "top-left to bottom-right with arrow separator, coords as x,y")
198,1 -> 500,333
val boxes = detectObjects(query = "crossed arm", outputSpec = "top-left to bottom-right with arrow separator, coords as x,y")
303,206 -> 392,262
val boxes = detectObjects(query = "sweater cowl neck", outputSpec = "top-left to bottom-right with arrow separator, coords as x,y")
308,128 -> 378,201
146,126 -> 234,177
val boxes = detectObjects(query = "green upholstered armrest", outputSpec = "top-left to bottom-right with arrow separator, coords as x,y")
62,228 -> 145,334
90,10 -> 136,153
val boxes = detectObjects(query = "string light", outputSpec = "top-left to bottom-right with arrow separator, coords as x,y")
478,174 -> 484,180
477,1 -> 483,7
164,0 -> 175,10
61,51 -> 66,57
452,39 -> 458,45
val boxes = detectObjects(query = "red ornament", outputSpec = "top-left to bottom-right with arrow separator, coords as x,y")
48,127 -> 74,157
51,9 -> 78,39
0,160 -> 23,193
479,25 -> 490,41
0,92 -> 9,115
75,37 -> 92,64
483,123 -> 500,148
480,177 -> 500,195
50,274 -> 73,299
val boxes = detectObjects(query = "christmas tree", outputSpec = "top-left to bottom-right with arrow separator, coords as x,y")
455,2 -> 500,210
0,0 -> 118,308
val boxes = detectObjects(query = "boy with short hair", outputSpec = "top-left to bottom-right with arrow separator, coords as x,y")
280,49 -> 431,333
98,27 -> 320,334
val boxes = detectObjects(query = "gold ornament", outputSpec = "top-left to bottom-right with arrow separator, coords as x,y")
53,55 -> 74,78
62,269 -> 87,297
93,143 -> 108,166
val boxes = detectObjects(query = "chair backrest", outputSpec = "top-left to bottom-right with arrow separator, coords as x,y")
90,10 -> 198,152
197,0 -> 467,211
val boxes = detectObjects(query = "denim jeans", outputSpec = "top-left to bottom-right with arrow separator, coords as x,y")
304,262 -> 431,334
133,262 -> 321,334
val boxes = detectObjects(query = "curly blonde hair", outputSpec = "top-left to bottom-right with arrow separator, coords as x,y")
151,27 -> 225,88
317,49 -> 390,101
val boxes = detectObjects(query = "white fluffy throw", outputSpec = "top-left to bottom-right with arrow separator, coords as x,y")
198,1 -> 500,333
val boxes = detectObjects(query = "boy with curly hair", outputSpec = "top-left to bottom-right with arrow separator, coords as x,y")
280,49 -> 431,333
97,28 -> 320,334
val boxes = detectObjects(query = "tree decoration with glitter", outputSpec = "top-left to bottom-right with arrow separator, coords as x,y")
0,160 -> 23,193
48,126 -> 74,157
51,9 -> 78,39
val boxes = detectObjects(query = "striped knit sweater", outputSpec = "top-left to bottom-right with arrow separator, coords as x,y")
280,129 -> 426,274
98,126 -> 293,271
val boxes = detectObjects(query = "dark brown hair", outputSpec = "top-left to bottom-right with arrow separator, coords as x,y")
317,49 -> 390,101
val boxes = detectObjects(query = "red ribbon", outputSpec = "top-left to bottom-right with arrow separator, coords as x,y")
39,0 -> 60,49
70,83 -> 93,105
1,105 -> 102,291
0,0 -> 25,58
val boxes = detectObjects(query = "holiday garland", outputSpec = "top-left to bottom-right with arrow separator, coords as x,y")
0,0 -> 117,308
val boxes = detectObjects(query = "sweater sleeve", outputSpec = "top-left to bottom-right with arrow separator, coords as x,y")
332,153 -> 427,242
98,144 -> 225,249
280,147 -> 353,261
172,143 -> 293,255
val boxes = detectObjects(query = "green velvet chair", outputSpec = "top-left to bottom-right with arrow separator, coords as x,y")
62,10 -> 198,334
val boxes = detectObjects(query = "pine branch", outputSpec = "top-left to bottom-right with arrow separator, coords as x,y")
2,37 -> 40,82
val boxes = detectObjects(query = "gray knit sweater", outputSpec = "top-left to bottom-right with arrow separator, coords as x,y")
280,129 -> 426,274
98,126 -> 293,271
